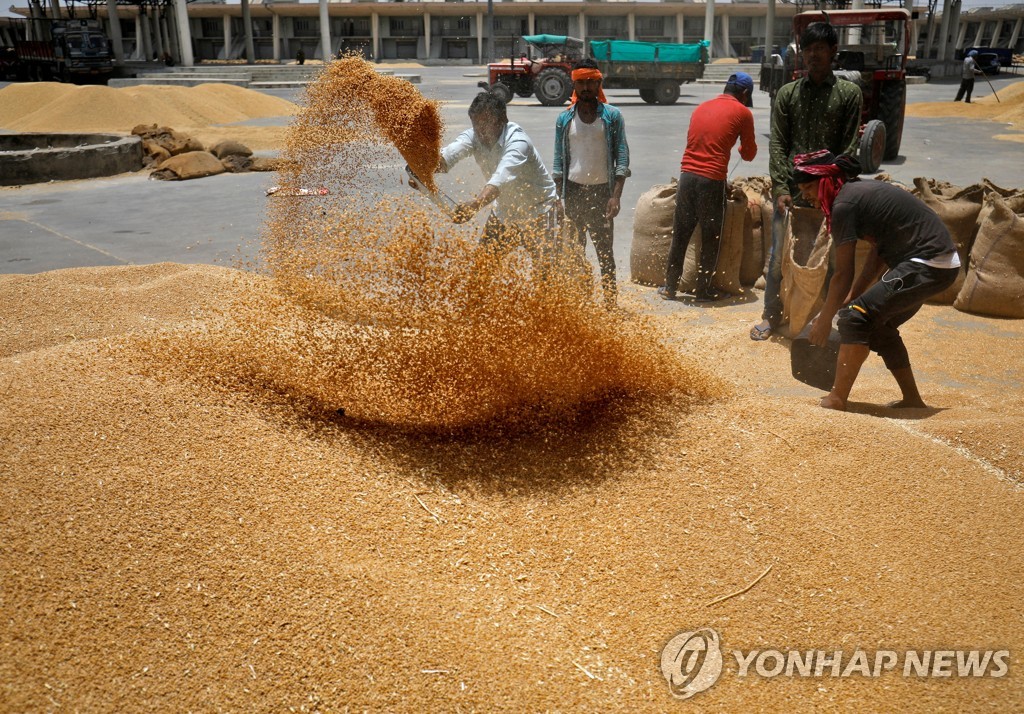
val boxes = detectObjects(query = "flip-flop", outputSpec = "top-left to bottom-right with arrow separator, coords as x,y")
750,323 -> 772,341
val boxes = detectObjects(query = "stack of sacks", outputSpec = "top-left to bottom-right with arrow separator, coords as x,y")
133,124 -> 278,181
630,176 -> 765,295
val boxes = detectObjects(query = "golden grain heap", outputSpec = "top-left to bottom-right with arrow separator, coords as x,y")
138,55 -> 721,433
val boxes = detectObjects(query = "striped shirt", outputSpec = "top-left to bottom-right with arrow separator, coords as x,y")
769,73 -> 863,201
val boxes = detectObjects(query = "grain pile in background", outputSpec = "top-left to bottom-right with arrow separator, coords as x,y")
906,80 -> 1024,141
0,82 -> 297,133
131,54 -> 721,433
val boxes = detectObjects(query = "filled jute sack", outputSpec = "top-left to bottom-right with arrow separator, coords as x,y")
735,176 -> 772,286
631,178 -> 747,293
630,179 -> 678,286
210,139 -> 253,160
711,185 -> 748,295
954,194 -> 1024,319
912,177 -> 961,198
132,124 -> 204,157
151,151 -> 226,181
913,178 -> 985,305
780,206 -> 828,335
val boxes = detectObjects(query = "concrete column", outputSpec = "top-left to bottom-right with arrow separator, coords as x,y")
140,10 -> 152,61
528,12 -> 535,37
152,8 -> 165,60
628,13 -> 635,42
423,12 -> 431,59
240,0 -> 255,64
936,0 -> 952,60
371,12 -> 379,61
319,0 -> 331,62
956,21 -> 968,51
578,12 -> 586,52
991,20 -> 1003,47
972,21 -> 985,49
903,0 -> 915,55
49,0 -> 60,20
721,14 -> 730,57
765,0 -> 776,54
1009,17 -> 1023,51
849,0 -> 865,45
166,7 -> 181,62
134,14 -> 143,59
271,12 -> 280,62
223,14 -> 232,61
942,0 -> 958,58
476,12 -> 483,63
703,0 -> 715,59
159,12 -> 171,58
676,12 -> 685,43
173,0 -> 193,66
105,0 -> 125,65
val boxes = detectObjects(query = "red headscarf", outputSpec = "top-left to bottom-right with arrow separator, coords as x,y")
792,150 -> 848,228
570,68 -> 607,105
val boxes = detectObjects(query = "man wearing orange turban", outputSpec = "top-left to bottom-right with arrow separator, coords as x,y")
552,59 -> 631,306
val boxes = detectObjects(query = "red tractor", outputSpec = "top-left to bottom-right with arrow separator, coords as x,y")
763,9 -> 910,173
478,34 -> 584,106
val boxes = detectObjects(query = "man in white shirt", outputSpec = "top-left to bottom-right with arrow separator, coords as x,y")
954,49 -> 983,103
552,59 -> 631,305
434,91 -> 560,260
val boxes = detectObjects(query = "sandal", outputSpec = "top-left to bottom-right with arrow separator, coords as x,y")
749,323 -> 773,341
657,285 -> 676,301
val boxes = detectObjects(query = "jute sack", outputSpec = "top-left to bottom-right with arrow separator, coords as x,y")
151,151 -> 226,181
780,206 -> 828,335
210,139 -> 253,159
912,177 -> 961,198
630,179 -> 678,286
754,198 -> 777,289
711,185 -> 747,294
976,190 -> 1024,228
736,176 -> 772,286
954,194 -> 1024,319
913,178 -> 985,304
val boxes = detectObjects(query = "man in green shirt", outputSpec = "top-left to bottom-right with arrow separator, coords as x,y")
750,22 -> 863,341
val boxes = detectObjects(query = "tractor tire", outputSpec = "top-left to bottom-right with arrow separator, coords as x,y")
654,79 -> 681,105
859,119 -> 886,174
639,87 -> 657,104
535,67 -> 572,106
515,88 -> 533,98
878,80 -> 906,160
489,82 -> 513,105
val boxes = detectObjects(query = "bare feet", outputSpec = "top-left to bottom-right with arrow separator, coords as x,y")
888,398 -> 927,409
819,394 -> 847,411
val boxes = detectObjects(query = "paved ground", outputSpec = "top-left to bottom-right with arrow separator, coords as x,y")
1,69 -> 1021,275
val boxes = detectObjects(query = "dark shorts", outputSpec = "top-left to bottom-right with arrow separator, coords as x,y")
837,260 -> 958,371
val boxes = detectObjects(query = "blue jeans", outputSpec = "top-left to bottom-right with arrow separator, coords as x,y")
761,206 -> 786,326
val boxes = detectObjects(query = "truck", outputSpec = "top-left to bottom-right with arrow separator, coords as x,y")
5,17 -> 113,83
760,9 -> 911,174
962,46 -> 1013,75
479,34 -> 708,106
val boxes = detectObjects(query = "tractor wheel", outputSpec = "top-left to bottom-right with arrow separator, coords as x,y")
859,119 -> 886,174
489,82 -> 513,105
878,80 -> 905,160
535,67 -> 572,106
654,79 -> 681,105
639,87 -> 657,104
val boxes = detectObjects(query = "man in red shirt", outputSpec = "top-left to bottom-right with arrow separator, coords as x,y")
659,73 -> 757,301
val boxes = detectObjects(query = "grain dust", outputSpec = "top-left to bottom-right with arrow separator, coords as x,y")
126,54 -> 722,433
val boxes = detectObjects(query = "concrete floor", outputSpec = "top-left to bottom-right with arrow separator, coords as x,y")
0,69 -> 1021,275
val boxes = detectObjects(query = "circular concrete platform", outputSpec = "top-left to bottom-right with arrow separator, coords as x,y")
0,133 -> 143,186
